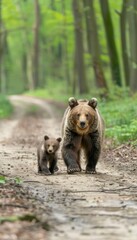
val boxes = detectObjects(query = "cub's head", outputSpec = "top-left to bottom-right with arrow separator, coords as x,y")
43,136 -> 62,154
68,97 -> 97,135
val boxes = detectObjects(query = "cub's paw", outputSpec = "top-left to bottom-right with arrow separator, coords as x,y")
54,166 -> 59,172
86,167 -> 97,174
67,164 -> 80,174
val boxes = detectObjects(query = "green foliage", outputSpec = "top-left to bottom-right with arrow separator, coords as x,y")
25,79 -> 71,102
1,0 -> 129,94
1,0 -> 75,93
0,214 -> 38,224
101,96 -> 137,144
14,177 -> 22,184
0,176 -> 22,185
0,176 -> 6,184
0,213 -> 49,230
0,95 -> 13,119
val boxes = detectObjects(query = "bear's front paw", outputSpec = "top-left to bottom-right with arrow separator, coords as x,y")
86,167 -> 97,174
67,164 -> 80,174
41,168 -> 51,175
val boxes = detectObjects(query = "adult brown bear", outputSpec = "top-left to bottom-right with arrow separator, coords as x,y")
61,97 -> 104,174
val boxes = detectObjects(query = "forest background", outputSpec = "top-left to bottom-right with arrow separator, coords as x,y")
0,0 -> 137,145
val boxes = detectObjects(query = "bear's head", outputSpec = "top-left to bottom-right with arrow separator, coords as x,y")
43,136 -> 62,154
68,97 -> 98,135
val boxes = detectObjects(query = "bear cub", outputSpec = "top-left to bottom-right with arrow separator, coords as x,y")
37,135 -> 62,175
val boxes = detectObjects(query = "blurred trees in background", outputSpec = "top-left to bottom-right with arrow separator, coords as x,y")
0,0 -> 137,96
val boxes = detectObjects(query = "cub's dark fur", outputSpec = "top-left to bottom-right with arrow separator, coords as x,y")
37,135 -> 62,175
61,97 -> 104,174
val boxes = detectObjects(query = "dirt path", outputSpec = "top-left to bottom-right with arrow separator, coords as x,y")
0,95 -> 137,240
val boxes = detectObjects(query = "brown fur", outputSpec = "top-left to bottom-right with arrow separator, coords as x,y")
37,135 -> 62,175
61,97 -> 104,174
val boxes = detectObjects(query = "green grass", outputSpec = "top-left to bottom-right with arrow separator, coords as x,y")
100,97 -> 137,145
25,80 -> 71,102
24,79 -> 106,102
0,95 -> 13,119
0,175 -> 22,184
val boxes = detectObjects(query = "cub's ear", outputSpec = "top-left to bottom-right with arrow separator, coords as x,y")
68,97 -> 78,109
88,98 -> 98,109
44,135 -> 49,141
56,137 -> 62,143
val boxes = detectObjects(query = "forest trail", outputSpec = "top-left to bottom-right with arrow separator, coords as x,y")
0,95 -> 137,240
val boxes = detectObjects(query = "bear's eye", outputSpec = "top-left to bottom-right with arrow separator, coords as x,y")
85,113 -> 89,118
47,144 -> 50,147
77,113 -> 80,117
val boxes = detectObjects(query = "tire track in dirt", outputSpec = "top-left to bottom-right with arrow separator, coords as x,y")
0,95 -> 137,240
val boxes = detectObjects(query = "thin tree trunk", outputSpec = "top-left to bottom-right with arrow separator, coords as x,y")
83,0 -> 92,55
72,0 -> 88,94
83,0 -> 108,90
32,0 -> 40,89
0,0 -> 2,92
16,0 -> 33,90
72,49 -> 77,95
1,28 -> 9,93
22,52 -> 28,91
62,0 -> 70,87
120,0 -> 129,86
50,0 -> 55,10
0,23 -> 8,93
128,0 -> 137,92
100,0 -> 122,86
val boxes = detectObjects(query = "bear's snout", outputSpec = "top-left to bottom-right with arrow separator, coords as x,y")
80,121 -> 86,128
47,146 -> 54,154
48,149 -> 53,153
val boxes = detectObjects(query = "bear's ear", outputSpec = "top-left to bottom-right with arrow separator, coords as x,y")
88,98 -> 98,109
68,97 -> 78,109
44,135 -> 49,141
56,137 -> 62,143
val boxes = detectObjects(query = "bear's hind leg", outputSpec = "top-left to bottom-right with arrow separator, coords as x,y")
86,160 -> 97,174
76,151 -> 81,171
85,145 -> 101,174
83,134 -> 101,174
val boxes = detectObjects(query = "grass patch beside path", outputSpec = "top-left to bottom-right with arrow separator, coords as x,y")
100,97 -> 137,145
0,95 -> 13,119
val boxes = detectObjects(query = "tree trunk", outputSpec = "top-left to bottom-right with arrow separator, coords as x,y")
62,0 -> 70,88
0,0 -> 2,92
0,23 -> 8,93
128,0 -> 137,92
22,52 -> 28,91
50,0 -> 55,10
120,0 -> 129,86
1,28 -> 9,93
16,0 -> 34,91
72,0 -> 88,94
83,0 -> 92,55
83,0 -> 108,90
72,50 -> 77,95
32,0 -> 40,89
100,0 -> 122,86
